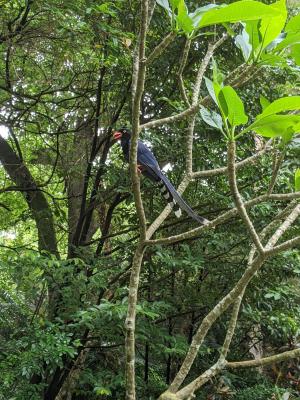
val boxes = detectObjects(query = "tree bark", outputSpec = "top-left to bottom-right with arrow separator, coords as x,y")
0,135 -> 58,256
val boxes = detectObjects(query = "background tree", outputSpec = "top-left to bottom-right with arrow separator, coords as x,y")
0,0 -> 299,399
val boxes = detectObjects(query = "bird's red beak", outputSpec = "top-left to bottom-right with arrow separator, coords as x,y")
113,131 -> 122,140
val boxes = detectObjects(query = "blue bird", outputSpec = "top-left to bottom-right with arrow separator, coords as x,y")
113,127 -> 208,225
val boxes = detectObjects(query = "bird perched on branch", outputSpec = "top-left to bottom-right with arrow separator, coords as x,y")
113,127 -> 208,225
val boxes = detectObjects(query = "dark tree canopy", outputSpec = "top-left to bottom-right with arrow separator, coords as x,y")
0,1 -> 300,399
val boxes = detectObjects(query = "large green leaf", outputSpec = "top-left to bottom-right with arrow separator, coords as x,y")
285,14 -> 300,33
189,4 -> 218,27
245,20 -> 261,57
295,169 -> 300,191
217,86 -> 248,127
198,0 -> 282,29
244,114 -> 300,141
290,44 -> 300,65
273,32 -> 300,51
259,96 -> 300,118
258,0 -> 287,50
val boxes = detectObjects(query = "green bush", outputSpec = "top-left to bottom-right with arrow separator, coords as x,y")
234,384 -> 287,400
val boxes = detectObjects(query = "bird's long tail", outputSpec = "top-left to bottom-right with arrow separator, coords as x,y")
156,171 -> 208,225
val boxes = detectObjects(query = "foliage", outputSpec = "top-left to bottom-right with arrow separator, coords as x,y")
0,0 -> 299,399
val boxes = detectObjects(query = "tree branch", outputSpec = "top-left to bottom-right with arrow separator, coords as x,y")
227,140 -> 264,254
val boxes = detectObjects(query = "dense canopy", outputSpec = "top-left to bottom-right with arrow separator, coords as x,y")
0,0 -> 300,399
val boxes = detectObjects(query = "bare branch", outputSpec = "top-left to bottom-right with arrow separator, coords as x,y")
265,203 -> 300,251
227,347 -> 300,369
125,1 -> 149,399
266,235 -> 300,257
192,140 -> 272,179
267,149 -> 285,195
177,39 -> 191,107
147,193 -> 300,246
227,140 -> 264,254
146,31 -> 177,65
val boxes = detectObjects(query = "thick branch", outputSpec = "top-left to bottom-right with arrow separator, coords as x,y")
125,1 -> 149,399
0,135 -> 58,256
227,348 -> 300,369
147,192 -> 300,246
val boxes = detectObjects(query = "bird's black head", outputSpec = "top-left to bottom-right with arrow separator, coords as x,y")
113,127 -> 131,141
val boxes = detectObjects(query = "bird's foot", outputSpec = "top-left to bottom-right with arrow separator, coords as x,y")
137,164 -> 143,175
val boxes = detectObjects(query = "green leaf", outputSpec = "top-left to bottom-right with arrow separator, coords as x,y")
244,114 -> 300,141
217,90 -> 229,118
189,4 -> 218,27
94,386 -> 112,396
198,0 -> 282,29
169,0 -> 180,8
200,107 -> 223,130
285,14 -> 300,33
290,44 -> 300,65
259,53 -> 287,67
204,77 -> 219,106
295,169 -> 300,191
218,86 -> 248,127
235,27 -> 252,61
259,95 -> 270,111
259,96 -> 300,117
156,0 -> 172,16
264,32 -> 287,52
245,20 -> 261,57
177,0 -> 194,33
258,0 -> 287,50
212,58 -> 224,85
273,32 -> 300,51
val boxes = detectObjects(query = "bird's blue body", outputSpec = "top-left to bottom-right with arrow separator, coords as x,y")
115,128 -> 208,225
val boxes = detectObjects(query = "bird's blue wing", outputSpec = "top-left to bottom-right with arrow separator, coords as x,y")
137,140 -> 160,169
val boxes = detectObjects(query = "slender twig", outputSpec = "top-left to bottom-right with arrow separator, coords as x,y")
192,140 -> 272,179
177,39 -> 191,107
267,150 -> 285,195
147,31 -> 177,65
227,140 -> 264,254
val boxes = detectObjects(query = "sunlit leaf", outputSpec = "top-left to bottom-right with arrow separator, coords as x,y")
218,86 -> 248,126
259,96 -> 300,117
290,44 -> 300,65
273,32 -> 300,51
244,114 -> 300,141
177,0 -> 194,33
198,0 -> 282,29
189,4 -> 218,26
258,0 -> 287,50
285,13 -> 300,33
